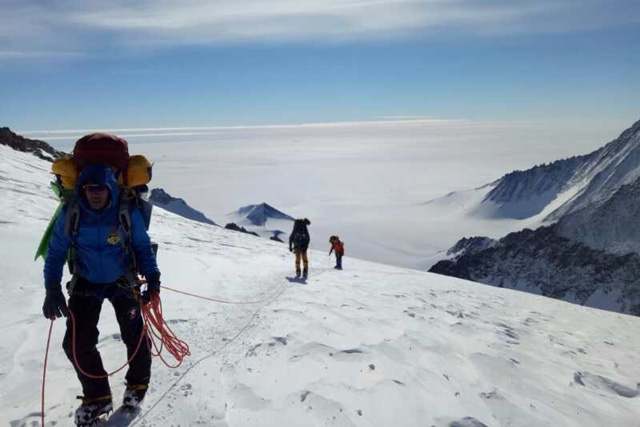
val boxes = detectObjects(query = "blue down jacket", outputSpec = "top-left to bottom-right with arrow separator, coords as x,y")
44,164 -> 159,288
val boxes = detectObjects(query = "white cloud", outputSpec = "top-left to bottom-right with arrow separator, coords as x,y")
1,0 -> 638,56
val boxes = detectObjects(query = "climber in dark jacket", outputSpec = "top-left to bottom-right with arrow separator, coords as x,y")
43,164 -> 160,425
289,218 -> 311,279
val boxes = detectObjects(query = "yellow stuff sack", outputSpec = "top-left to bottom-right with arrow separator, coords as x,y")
126,155 -> 152,187
52,157 -> 78,190
52,155 -> 151,190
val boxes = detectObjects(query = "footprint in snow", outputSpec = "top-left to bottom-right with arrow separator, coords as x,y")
495,323 -> 520,344
573,371 -> 640,398
339,348 -> 363,355
9,411 -> 42,427
166,318 -> 190,324
449,417 -> 489,427
245,343 -> 262,357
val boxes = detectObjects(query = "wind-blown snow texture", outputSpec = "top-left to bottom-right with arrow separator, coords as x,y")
2,141 -> 640,426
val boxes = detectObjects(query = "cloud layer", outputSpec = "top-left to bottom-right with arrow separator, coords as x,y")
2,0 -> 639,59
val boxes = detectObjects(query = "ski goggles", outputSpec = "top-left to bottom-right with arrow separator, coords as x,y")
82,183 -> 108,193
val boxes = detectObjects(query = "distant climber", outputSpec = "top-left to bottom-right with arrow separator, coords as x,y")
42,133 -> 160,426
289,218 -> 311,279
329,236 -> 345,270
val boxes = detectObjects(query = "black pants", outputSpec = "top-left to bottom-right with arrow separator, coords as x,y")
62,278 -> 151,398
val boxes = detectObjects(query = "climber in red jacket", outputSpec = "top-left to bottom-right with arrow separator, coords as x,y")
329,236 -> 344,270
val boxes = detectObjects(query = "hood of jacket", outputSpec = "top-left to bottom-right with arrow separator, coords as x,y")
75,164 -> 120,215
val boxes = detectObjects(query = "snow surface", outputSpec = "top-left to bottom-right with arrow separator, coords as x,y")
2,146 -> 640,426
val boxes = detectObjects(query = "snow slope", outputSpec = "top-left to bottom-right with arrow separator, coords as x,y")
2,145 -> 640,427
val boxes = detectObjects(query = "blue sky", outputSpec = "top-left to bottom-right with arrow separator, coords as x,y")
1,0 -> 638,131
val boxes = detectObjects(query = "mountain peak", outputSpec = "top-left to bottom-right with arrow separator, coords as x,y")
234,203 -> 294,226
481,117 -> 640,220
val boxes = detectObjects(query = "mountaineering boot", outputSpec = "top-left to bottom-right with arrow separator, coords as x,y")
75,395 -> 113,426
122,383 -> 149,409
295,269 -> 301,279
303,268 -> 308,279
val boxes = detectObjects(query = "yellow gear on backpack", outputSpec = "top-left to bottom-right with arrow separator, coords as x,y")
51,157 -> 79,190
126,155 -> 152,188
52,155 -> 152,190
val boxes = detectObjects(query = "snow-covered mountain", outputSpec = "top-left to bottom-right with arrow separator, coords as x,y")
433,119 -> 640,315
478,156 -> 585,219
149,188 -> 217,226
227,202 -> 294,241
231,203 -> 294,226
3,140 -> 640,427
480,119 -> 640,224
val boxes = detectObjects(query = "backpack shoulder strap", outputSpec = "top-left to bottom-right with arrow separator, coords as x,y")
118,193 -> 137,272
63,198 -> 80,238
63,198 -> 80,275
119,196 -> 133,235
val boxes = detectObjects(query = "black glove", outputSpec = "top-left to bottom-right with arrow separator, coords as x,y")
42,285 -> 68,319
142,272 -> 161,304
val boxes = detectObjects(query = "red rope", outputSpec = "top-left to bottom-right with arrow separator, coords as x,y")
41,319 -> 54,427
161,285 -> 279,305
141,293 -> 191,368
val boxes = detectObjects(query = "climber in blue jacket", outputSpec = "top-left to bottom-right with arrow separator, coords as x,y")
43,164 -> 160,426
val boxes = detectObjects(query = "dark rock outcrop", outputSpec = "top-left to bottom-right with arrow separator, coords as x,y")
447,236 -> 497,258
225,222 -> 259,237
430,226 -> 640,315
0,127 -> 65,161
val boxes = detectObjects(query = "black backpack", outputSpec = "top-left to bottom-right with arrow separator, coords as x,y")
291,219 -> 311,249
